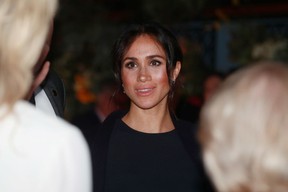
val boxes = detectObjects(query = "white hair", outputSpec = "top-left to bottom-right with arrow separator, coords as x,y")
199,61 -> 288,192
0,0 -> 57,107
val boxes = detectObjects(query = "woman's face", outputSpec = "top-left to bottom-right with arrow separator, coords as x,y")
121,34 -> 179,110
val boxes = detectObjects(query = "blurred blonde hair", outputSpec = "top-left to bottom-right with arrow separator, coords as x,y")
0,0 -> 57,107
199,61 -> 288,192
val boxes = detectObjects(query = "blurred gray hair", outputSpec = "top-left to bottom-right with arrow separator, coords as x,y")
0,0 -> 57,106
199,61 -> 288,192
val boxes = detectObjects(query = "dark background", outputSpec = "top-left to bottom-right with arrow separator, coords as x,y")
48,0 -> 288,120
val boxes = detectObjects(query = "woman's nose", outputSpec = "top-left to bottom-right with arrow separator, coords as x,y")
137,67 -> 151,82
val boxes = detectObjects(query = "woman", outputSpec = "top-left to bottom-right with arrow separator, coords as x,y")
92,22 -> 213,192
0,0 -> 91,191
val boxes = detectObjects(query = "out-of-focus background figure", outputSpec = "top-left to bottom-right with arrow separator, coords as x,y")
202,72 -> 224,103
199,61 -> 288,192
72,76 -> 121,145
175,71 -> 225,124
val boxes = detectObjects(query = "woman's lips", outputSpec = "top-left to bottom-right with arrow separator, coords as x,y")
135,87 -> 154,96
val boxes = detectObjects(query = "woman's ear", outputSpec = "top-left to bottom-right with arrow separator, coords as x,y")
172,61 -> 181,81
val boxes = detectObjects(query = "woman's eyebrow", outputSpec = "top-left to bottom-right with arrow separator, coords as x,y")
147,55 -> 166,60
123,55 -> 165,62
123,57 -> 137,62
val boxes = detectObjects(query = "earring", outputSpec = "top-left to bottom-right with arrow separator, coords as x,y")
171,80 -> 175,85
122,84 -> 125,94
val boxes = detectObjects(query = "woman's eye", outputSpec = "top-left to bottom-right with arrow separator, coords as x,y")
150,60 -> 161,66
124,62 -> 137,69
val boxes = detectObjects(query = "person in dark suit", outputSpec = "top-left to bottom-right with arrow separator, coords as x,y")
26,21 -> 65,118
34,69 -> 65,117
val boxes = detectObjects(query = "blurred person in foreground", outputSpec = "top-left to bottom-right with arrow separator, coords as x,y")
0,0 -> 91,191
199,61 -> 288,192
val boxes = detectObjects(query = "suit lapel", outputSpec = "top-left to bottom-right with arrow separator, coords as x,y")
42,70 -> 65,117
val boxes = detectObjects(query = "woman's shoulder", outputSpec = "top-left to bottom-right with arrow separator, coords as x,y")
173,117 -> 201,150
104,110 -> 127,121
101,110 -> 127,128
173,115 -> 198,132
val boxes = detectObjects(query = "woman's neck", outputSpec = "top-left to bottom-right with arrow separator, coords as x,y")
122,104 -> 175,133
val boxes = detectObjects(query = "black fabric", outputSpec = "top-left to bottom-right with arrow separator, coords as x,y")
174,118 -> 215,192
71,109 -> 102,148
29,93 -> 36,105
91,110 -> 125,192
105,120 -> 203,192
91,110 -> 215,192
